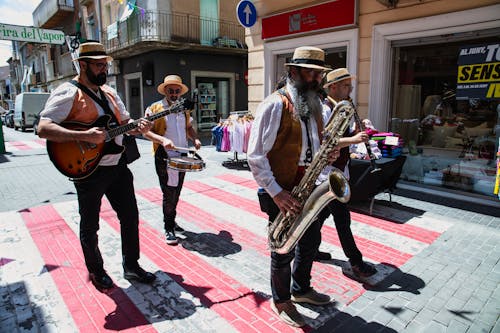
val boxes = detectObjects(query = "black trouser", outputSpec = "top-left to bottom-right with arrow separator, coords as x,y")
316,199 -> 363,266
154,148 -> 186,232
258,190 -> 321,302
74,160 -> 140,274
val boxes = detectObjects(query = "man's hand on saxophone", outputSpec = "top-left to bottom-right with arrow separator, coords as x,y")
273,191 -> 301,216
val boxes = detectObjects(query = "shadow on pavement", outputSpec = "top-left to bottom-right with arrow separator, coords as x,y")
181,230 -> 242,257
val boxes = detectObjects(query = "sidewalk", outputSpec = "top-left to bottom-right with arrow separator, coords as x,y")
0,131 -> 499,332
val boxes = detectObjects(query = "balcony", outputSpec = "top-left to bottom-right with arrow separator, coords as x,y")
102,11 -> 247,58
33,0 -> 74,29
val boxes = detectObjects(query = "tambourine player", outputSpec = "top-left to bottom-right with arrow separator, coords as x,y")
144,74 -> 201,245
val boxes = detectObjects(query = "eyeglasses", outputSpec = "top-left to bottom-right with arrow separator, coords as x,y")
86,61 -> 109,70
300,68 -> 324,76
168,88 -> 181,94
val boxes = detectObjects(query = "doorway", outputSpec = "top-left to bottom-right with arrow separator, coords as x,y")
124,73 -> 143,120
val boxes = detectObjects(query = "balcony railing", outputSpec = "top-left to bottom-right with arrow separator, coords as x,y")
33,0 -> 74,28
102,11 -> 246,54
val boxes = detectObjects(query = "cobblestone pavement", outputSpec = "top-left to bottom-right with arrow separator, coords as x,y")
0,126 -> 499,332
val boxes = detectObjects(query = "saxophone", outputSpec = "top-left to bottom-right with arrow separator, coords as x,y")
268,100 -> 356,254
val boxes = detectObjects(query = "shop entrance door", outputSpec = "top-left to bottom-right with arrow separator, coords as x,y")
195,77 -> 229,131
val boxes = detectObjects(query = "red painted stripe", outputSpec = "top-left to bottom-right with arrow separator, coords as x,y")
215,174 -> 259,190
351,212 -> 441,244
181,180 -> 413,266
8,141 -> 31,150
35,139 -> 47,146
183,180 -> 267,218
320,224 -> 412,266
20,205 -> 153,333
100,198 -> 311,333
137,188 -> 365,305
215,174 -> 441,245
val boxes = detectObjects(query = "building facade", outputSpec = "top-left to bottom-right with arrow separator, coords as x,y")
98,0 -> 248,135
246,0 -> 500,203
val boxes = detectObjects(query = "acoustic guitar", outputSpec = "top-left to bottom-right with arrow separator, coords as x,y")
47,98 -> 188,180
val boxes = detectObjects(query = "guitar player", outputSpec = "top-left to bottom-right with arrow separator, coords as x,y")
37,42 -> 156,291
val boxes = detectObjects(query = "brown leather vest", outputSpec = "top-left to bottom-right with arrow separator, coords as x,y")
66,81 -> 122,124
267,90 -> 323,191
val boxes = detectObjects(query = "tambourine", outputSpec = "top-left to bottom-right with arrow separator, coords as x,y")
166,147 -> 205,172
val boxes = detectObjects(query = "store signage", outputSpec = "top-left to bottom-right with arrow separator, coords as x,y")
261,0 -> 356,39
236,0 -> 257,28
0,23 -> 65,45
457,43 -> 500,100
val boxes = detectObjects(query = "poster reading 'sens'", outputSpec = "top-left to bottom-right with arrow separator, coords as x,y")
457,43 -> 500,100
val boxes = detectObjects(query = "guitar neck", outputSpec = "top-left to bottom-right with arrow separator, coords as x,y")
106,98 -> 185,140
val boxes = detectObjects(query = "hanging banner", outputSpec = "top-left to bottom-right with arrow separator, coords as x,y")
457,43 -> 500,100
0,23 -> 65,45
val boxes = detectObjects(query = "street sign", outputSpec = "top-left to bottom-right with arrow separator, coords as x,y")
236,0 -> 257,28
0,23 -> 65,45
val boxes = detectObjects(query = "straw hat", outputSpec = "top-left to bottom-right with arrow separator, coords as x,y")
75,42 -> 113,62
157,75 -> 189,96
323,68 -> 356,88
284,46 -> 330,71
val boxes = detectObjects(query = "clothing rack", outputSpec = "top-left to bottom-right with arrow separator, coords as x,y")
221,111 -> 250,169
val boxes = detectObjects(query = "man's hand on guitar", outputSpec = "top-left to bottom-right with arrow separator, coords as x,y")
136,118 -> 152,134
84,127 -> 107,144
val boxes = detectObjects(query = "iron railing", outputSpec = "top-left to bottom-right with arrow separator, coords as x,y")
33,0 -> 74,28
102,10 -> 246,53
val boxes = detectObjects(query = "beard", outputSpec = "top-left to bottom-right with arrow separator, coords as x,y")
86,66 -> 107,86
287,77 -> 322,119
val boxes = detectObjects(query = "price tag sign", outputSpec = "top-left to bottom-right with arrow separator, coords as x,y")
385,136 -> 399,146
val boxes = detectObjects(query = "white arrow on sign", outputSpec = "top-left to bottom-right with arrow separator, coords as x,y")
243,4 -> 252,25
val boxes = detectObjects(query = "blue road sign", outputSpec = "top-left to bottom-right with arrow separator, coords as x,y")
236,0 -> 257,28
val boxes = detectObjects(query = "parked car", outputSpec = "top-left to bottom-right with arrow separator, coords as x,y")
13,92 -> 50,131
4,110 -> 14,128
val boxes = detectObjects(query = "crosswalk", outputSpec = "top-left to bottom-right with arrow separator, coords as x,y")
4,139 -> 46,151
0,173 -> 453,332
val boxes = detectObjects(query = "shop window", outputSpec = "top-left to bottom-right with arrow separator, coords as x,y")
195,77 -> 229,131
391,37 -> 499,197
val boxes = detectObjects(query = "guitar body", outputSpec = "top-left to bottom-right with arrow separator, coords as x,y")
47,115 -> 124,180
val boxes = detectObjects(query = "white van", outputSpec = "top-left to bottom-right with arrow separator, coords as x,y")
14,92 -> 50,131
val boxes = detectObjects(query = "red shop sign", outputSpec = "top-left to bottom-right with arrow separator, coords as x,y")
262,0 -> 356,40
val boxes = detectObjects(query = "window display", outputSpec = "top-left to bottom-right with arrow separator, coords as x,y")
392,37 -> 499,197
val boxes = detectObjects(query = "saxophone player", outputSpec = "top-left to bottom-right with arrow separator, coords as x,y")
247,46 -> 340,327
315,68 -> 378,278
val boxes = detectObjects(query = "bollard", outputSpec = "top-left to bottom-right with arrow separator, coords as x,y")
0,116 -> 5,154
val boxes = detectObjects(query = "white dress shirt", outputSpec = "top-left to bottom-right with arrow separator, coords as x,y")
247,82 -> 321,198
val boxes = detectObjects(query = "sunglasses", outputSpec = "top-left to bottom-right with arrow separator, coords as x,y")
86,61 -> 109,70
168,88 -> 181,94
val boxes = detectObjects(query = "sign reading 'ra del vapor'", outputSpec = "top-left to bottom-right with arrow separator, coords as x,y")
0,23 -> 65,45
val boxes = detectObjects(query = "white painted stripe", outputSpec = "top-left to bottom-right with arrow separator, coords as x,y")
405,213 -> 454,233
0,211 -> 78,333
4,142 -> 19,151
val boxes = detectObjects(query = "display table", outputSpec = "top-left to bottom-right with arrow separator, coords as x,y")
349,156 -> 407,213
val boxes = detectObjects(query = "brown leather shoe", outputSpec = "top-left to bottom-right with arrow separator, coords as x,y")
271,300 -> 305,327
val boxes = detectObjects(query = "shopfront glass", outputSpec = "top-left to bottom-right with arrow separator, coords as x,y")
195,77 -> 229,131
391,34 -> 499,197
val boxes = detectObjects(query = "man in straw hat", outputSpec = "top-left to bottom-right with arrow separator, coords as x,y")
37,41 -> 156,291
314,68 -> 378,279
143,75 -> 200,246
248,46 -> 340,327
